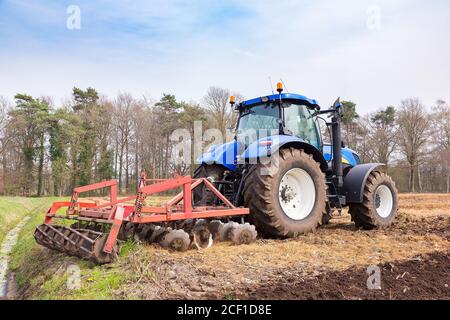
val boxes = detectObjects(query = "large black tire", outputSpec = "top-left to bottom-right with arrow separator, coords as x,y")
193,164 -> 226,205
243,148 -> 327,238
349,171 -> 398,229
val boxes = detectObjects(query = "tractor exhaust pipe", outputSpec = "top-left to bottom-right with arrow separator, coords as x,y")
331,99 -> 344,188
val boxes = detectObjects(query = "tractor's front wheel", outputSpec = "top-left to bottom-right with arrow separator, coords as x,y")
349,171 -> 398,229
243,148 -> 327,237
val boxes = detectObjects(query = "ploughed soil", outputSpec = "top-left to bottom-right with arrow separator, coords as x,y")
236,251 -> 449,300
112,193 -> 450,300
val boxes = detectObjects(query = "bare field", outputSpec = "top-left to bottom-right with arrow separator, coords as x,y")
11,193 -> 450,300
114,193 -> 450,300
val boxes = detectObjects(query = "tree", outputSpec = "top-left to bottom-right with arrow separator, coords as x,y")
112,93 -> 134,193
179,102 -> 207,175
431,100 -> 450,192
0,97 -> 11,193
397,98 -> 430,192
340,100 -> 360,148
367,106 -> 398,167
154,94 -> 183,178
36,97 -> 52,196
203,86 -> 242,137
9,94 -> 50,195
49,108 -> 81,196
71,87 -> 101,187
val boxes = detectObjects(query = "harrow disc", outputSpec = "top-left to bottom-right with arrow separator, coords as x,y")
159,229 -> 191,251
219,221 -> 240,241
137,225 -> 154,241
192,219 -> 213,249
208,220 -> 224,240
229,223 -> 257,245
148,226 -> 166,243
34,224 -> 117,264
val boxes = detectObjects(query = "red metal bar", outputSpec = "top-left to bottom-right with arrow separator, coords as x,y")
44,202 -> 98,224
140,206 -> 168,214
67,180 -> 119,216
183,180 -> 192,218
145,178 -> 169,183
73,180 -> 117,193
104,206 -> 123,253
110,183 -> 117,203
202,178 -> 235,208
166,178 -> 203,207
139,176 -> 191,195
93,195 -> 136,209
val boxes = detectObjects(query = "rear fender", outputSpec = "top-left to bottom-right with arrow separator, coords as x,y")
343,163 -> 385,203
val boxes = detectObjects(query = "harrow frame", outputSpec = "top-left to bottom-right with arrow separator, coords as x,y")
37,173 -> 249,262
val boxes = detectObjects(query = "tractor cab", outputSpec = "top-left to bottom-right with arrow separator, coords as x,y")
234,93 -> 322,150
200,84 -> 360,171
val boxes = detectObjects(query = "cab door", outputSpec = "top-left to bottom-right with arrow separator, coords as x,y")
284,104 -> 321,150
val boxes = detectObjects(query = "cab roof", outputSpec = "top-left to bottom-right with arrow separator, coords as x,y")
239,93 -> 319,109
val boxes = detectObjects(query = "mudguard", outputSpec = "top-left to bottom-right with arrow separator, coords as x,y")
197,141 -> 239,171
343,163 -> 385,203
242,135 -> 328,172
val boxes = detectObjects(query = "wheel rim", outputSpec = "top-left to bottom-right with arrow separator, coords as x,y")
374,185 -> 393,218
278,168 -> 316,220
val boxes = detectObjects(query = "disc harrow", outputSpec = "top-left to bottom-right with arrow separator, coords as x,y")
34,172 -> 254,264
129,220 -> 257,250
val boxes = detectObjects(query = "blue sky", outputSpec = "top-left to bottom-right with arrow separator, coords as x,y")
0,0 -> 449,113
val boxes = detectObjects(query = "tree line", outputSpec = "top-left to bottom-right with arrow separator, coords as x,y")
338,98 -> 449,193
0,87 -> 448,196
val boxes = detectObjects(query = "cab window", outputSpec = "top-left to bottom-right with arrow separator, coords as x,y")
284,104 -> 321,149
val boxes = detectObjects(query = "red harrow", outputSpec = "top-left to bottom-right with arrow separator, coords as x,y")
34,173 -> 256,264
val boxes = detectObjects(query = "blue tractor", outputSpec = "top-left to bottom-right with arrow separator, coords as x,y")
195,83 -> 398,237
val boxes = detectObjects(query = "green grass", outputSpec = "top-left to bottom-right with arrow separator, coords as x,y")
20,239 -> 141,300
2,196 -> 145,299
8,202 -> 57,272
0,197 -> 58,244
1,196 -> 165,299
36,263 -> 126,300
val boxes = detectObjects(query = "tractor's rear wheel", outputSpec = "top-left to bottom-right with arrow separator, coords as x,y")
349,171 -> 398,229
243,148 -> 327,237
